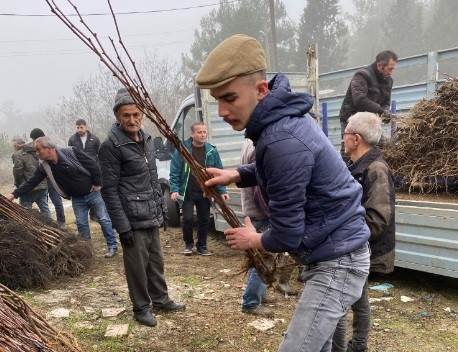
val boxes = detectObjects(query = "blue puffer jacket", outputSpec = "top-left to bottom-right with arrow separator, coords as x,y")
169,138 -> 227,207
238,73 -> 370,265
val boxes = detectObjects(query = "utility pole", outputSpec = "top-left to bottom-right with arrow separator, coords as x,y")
268,0 -> 278,71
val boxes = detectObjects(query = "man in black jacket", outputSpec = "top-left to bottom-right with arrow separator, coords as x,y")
5,136 -> 118,258
339,50 -> 398,158
68,119 -> 101,163
29,128 -> 66,227
98,88 -> 185,327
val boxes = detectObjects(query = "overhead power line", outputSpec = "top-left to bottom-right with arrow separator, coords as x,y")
0,0 -> 240,17
0,29 -> 193,43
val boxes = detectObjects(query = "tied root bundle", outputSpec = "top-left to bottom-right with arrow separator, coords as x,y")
0,195 -> 92,289
384,78 -> 458,193
0,283 -> 82,352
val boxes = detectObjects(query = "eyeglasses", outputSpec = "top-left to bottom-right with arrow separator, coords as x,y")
342,132 -> 357,137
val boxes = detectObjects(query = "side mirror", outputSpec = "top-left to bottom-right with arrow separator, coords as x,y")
154,136 -> 170,161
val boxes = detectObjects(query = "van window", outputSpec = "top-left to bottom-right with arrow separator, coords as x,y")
170,105 -> 197,155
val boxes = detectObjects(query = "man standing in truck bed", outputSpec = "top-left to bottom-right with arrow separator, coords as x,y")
339,50 -> 398,158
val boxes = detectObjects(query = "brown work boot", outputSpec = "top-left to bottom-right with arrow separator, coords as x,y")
242,305 -> 274,318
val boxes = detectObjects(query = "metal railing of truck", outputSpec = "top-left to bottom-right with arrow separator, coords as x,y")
318,47 -> 458,151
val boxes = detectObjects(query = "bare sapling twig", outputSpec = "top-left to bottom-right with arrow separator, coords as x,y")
43,0 -> 278,284
0,283 -> 82,351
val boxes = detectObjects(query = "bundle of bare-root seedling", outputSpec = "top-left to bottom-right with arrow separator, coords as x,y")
0,195 -> 92,289
384,78 -> 458,193
0,283 -> 82,352
43,0 -> 280,284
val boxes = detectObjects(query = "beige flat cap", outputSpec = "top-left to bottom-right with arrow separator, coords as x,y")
196,34 -> 267,89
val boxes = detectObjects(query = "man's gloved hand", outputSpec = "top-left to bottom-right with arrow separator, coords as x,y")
120,230 -> 134,248
382,110 -> 394,124
163,213 -> 169,231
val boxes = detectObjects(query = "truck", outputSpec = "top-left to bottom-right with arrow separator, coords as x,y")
154,46 -> 458,279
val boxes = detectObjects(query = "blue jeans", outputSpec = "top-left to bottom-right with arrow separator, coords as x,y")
278,243 -> 370,352
71,190 -> 117,250
242,268 -> 268,309
182,189 -> 211,251
242,218 -> 270,309
48,186 -> 66,224
19,189 -> 51,218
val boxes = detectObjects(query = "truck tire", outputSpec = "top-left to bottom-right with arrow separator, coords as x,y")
163,187 -> 180,227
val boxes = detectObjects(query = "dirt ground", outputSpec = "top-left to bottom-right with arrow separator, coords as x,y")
16,212 -> 457,352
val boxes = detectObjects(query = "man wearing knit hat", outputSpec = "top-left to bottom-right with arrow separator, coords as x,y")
98,88 -> 185,327
201,34 -> 370,351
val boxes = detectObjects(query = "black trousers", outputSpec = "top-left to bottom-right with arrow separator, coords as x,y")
181,189 -> 211,250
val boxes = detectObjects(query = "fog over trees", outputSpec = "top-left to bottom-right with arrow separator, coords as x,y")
1,0 -> 457,182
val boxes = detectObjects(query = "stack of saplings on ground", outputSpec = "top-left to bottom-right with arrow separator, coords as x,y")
0,195 -> 92,289
384,78 -> 458,193
0,283 -> 82,352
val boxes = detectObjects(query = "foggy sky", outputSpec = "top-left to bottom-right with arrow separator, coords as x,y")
0,0 -> 353,134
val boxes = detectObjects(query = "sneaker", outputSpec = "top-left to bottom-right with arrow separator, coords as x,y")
104,248 -> 117,258
152,301 -> 186,313
183,245 -> 193,256
242,305 -> 273,318
197,248 -> 212,256
134,310 -> 157,327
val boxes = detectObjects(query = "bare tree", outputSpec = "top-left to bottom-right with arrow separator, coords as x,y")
43,52 -> 188,145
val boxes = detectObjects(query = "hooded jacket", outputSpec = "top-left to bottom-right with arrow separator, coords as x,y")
99,124 -> 166,234
348,147 -> 396,273
169,137 -> 227,207
237,73 -> 370,265
12,142 -> 47,191
339,63 -> 393,123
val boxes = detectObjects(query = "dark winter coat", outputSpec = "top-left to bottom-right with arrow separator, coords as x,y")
12,147 -> 100,199
348,147 -> 396,273
99,124 -> 166,234
169,138 -> 227,207
11,142 -> 47,191
68,131 -> 101,163
339,63 -> 393,123
238,73 -> 370,265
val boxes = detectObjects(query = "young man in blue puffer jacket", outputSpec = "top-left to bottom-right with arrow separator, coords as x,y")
198,34 -> 371,352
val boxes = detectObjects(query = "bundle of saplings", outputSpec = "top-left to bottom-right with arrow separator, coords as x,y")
0,195 -> 92,289
0,283 -> 82,351
384,78 -> 458,193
